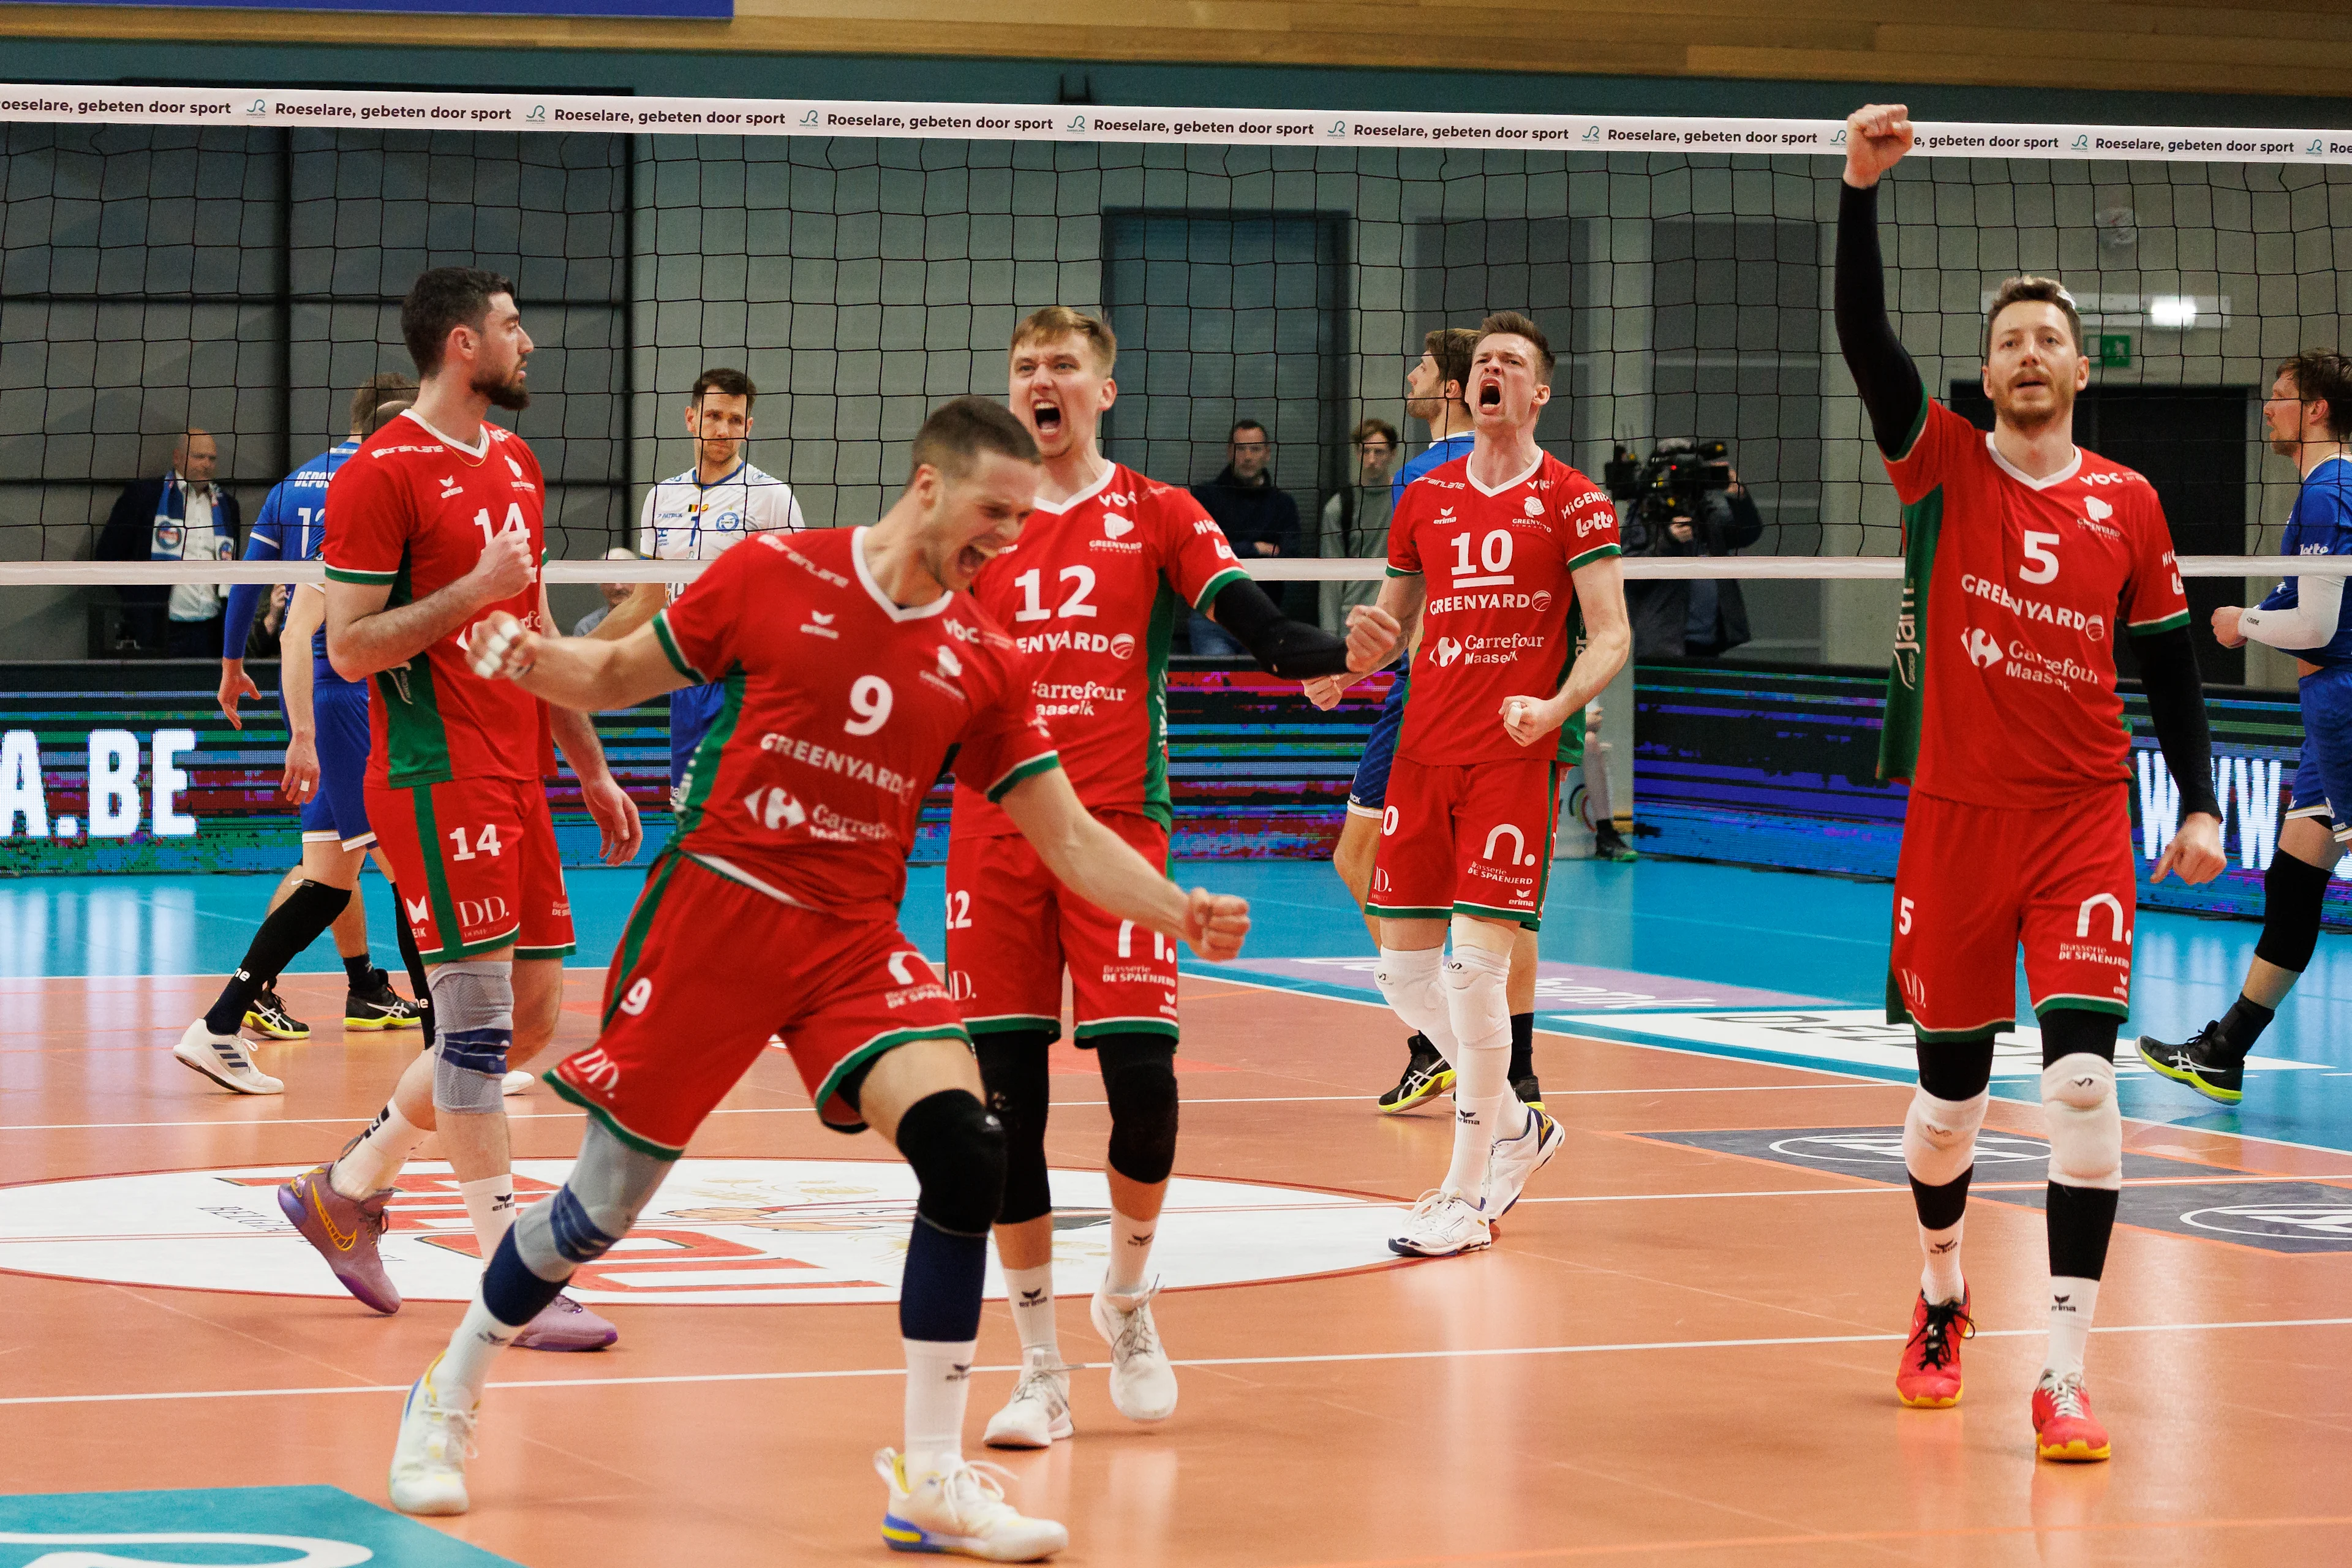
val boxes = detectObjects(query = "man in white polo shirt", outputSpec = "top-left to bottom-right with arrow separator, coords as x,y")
597,368 -> 804,805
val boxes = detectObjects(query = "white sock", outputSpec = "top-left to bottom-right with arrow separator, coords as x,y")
1920,1218 -> 1966,1305
1102,1207 -> 1157,1297
903,1336 -> 977,1477
1442,1045 -> 1510,1199
460,1175 -> 517,1256
1004,1264 -> 1058,1363
2043,1276 -> 2100,1381
1444,946 -> 1529,1143
1374,946 -> 1461,1065
331,1102 -> 426,1199
437,1285 -> 527,1405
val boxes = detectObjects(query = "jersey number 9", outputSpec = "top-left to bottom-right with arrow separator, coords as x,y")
845,675 -> 894,736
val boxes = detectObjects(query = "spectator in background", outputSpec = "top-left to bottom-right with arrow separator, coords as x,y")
1320,419 -> 1398,630
1624,451 -> 1765,659
1190,418 -> 1300,650
97,428 -> 243,656
573,548 -> 641,638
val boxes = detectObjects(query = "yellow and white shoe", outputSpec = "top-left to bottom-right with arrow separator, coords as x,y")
876,1449 -> 1068,1561
388,1360 -> 477,1516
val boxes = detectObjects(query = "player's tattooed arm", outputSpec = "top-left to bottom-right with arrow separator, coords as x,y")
1836,105 -> 1928,461
1501,554 -> 1631,747
325,527 -> 535,680
998,767 -> 1251,961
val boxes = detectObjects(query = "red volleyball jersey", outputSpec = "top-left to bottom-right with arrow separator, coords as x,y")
654,526 -> 1060,922
322,411 -> 554,788
951,461 -> 1250,835
1879,399 -> 2190,807
1386,450 -> 1620,766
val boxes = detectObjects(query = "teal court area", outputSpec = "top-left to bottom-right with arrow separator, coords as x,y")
7,856 -> 2351,1158
0,1487 -> 519,1566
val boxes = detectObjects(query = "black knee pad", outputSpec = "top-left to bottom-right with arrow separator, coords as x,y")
2255,850 -> 2332,973
895,1088 -> 1006,1238
1915,1033 -> 1995,1102
975,1031 -> 1052,1224
2038,1007 -> 2119,1069
1096,1034 -> 1178,1186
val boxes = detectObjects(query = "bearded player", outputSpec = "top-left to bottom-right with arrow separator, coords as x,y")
1840,105 -> 2225,1462
276,266 -> 645,1352
2139,349 -> 2352,1104
953,307 -> 1398,1451
1309,311 -> 1627,1260
386,398 -> 1251,1562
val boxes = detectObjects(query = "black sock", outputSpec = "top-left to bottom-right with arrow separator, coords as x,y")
2046,1182 -> 2120,1281
1508,1012 -> 1534,1080
342,952 -> 373,989
2213,994 -> 2275,1061
204,881 -> 351,1035
388,881 -> 434,1047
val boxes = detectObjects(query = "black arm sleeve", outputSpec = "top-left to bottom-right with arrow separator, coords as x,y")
1834,181 -> 1928,459
1208,576 -> 1355,679
2133,626 -> 2221,820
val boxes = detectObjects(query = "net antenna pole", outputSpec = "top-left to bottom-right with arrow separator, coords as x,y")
273,127 -> 293,484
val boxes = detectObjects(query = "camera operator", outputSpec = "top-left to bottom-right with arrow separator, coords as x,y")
1615,438 -> 1763,658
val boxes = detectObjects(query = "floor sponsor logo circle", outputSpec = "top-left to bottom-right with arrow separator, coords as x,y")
2180,1203 -> 2352,1242
0,1161 -> 1406,1306
1765,1132 -> 2048,1166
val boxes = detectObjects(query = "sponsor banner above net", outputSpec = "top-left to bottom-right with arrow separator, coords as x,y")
1,85 -> 2348,167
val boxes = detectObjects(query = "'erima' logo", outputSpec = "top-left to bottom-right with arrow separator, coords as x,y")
1963,626 -> 2003,668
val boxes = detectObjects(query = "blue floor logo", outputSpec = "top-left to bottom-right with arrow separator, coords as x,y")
0,1489 -> 520,1567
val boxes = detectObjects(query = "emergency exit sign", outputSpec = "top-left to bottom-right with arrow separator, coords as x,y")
2098,333 -> 2132,368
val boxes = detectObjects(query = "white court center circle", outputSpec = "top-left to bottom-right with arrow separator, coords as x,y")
0,1161 -> 1409,1306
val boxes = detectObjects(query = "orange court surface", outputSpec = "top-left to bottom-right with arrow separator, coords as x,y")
6,880 -> 2351,1567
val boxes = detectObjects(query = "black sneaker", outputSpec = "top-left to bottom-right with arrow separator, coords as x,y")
1376,1036 -> 1455,1115
1511,1075 -> 1545,1112
2137,1025 -> 2245,1106
243,985 -> 311,1041
345,968 -> 425,1033
1592,823 -> 1638,862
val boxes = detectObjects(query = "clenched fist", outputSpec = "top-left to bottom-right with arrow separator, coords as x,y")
467,609 -> 541,682
1178,888 -> 1251,961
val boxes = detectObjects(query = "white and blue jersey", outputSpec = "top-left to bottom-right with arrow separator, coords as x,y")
2262,457 -> 2352,836
232,438 -> 375,849
638,460 -> 804,793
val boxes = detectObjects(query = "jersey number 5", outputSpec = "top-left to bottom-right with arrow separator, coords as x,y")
2019,530 -> 2061,585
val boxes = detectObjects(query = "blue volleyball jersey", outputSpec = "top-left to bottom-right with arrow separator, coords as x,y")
227,438 -> 362,681
2256,455 -> 2352,669
1391,431 -> 1476,508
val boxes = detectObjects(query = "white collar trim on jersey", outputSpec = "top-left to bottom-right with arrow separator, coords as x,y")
1982,431 -> 2081,491
399,408 -> 494,462
851,525 -> 954,621
1030,458 -> 1116,516
1466,451 -> 1544,498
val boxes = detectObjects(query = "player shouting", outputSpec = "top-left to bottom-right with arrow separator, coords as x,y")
1839,104 -> 2224,1462
953,308 -> 1397,1452
386,398 -> 1251,1563
276,266 -> 644,1352
2141,350 -> 2352,1103
1311,310 -> 1630,1260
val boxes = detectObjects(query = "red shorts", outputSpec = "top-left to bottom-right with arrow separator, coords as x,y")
944,813 -> 1178,1043
551,852 -> 968,1148
1888,787 -> 2137,1038
1366,755 -> 1560,929
366,774 -> 575,963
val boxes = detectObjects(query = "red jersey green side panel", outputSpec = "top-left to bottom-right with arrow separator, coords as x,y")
654,526 -> 1058,924
1876,399 -> 2190,807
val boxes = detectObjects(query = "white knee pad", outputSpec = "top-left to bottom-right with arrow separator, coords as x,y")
2040,1054 -> 2121,1191
1375,946 -> 1455,1059
1442,946 -> 1512,1054
1902,1085 -> 1989,1188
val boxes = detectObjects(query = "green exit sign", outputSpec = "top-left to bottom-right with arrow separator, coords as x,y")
2098,333 -> 2132,368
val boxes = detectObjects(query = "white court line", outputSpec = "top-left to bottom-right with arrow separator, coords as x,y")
6,1315 -> 2348,1409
